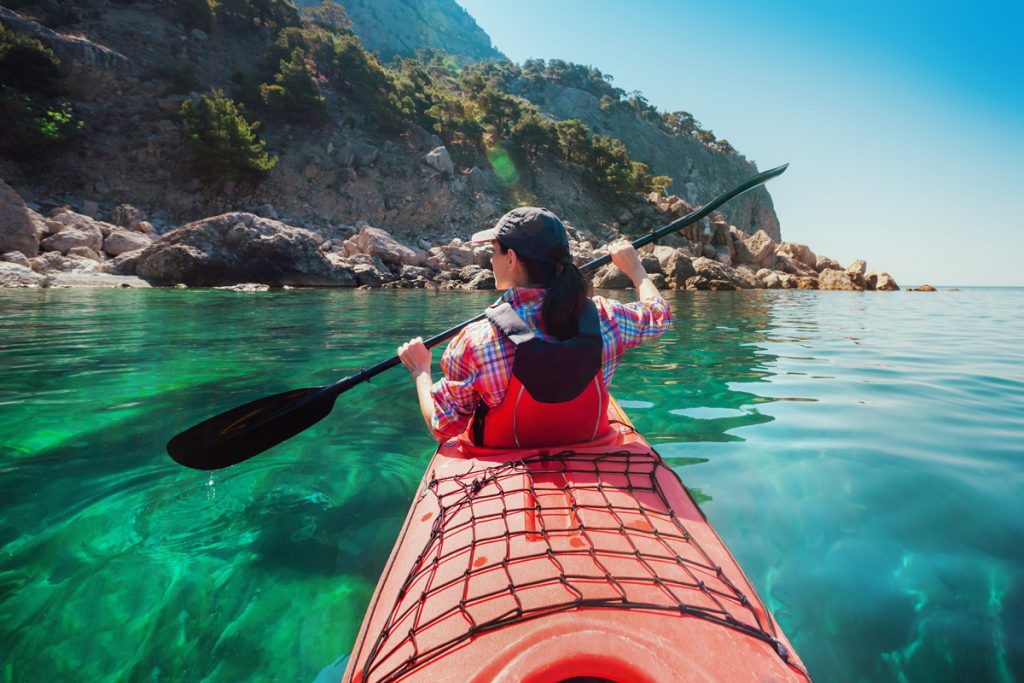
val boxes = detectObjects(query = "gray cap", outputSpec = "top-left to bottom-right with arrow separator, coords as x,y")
469,207 -> 570,263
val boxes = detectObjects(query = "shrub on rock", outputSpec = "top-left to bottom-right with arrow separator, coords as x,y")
180,90 -> 277,182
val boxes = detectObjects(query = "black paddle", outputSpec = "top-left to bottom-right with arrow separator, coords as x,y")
168,163 -> 788,469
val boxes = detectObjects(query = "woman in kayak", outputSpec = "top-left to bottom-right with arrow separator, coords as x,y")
397,207 -> 671,447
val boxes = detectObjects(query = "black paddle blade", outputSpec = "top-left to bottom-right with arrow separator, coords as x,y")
167,385 -> 339,470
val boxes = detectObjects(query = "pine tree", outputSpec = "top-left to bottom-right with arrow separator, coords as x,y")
180,90 -> 277,182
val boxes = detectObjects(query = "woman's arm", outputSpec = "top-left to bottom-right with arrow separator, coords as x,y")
608,240 -> 661,301
397,337 -> 447,441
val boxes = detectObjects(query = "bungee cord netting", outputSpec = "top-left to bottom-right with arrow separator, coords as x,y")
357,449 -> 792,682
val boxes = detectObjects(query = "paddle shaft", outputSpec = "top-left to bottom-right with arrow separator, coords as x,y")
323,163 -> 789,398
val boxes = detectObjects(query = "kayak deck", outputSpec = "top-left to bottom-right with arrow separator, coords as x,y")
344,400 -> 809,682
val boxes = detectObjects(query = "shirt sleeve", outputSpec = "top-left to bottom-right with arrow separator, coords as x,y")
595,295 -> 673,351
429,328 -> 481,438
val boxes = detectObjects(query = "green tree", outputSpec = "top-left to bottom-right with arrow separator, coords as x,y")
174,0 -> 214,31
555,118 -> 590,164
259,47 -> 326,122
180,89 -> 277,182
508,107 -> 557,161
651,175 -> 673,194
474,85 -> 522,137
0,25 -> 62,93
0,26 -> 82,157
301,0 -> 351,32
216,0 -> 300,32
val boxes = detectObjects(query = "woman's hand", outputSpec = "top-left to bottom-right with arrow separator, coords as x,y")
608,240 -> 646,281
397,337 -> 432,376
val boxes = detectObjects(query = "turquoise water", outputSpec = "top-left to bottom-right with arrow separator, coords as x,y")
1,287 -> 1022,682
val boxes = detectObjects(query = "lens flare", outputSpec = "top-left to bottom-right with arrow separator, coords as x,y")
486,145 -> 518,186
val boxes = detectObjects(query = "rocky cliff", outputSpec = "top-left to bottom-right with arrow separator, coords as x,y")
307,0 -> 780,240
516,81 -> 781,241
297,0 -> 503,64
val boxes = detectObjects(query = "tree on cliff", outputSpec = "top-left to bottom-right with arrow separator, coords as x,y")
0,25 -> 82,158
259,47 -> 327,122
180,90 -> 277,182
216,0 -> 301,32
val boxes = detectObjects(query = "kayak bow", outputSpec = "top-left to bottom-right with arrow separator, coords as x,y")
343,398 -> 809,683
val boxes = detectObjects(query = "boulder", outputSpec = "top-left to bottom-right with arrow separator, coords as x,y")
472,245 -> 493,268
730,226 -> 753,265
663,249 -> 696,288
691,257 -> 751,289
778,273 -> 798,289
399,265 -> 431,280
135,212 -> 357,286
40,227 -> 103,255
815,255 -> 842,272
734,265 -> 761,289
29,251 -> 95,273
795,275 -> 818,290
865,272 -> 899,291
103,229 -> 153,256
355,224 -> 422,266
2,250 -> 31,268
909,284 -> 936,292
845,259 -> 867,288
464,269 -> 495,290
104,249 -> 144,275
0,261 -> 45,287
424,146 -> 455,175
773,253 -> 815,277
650,245 -> 677,270
112,204 -> 148,230
68,245 -> 103,262
742,230 -> 776,269
777,242 -> 817,269
818,269 -> 862,291
466,166 -> 497,192
640,253 -> 662,274
591,263 -> 633,289
713,245 -> 732,267
761,271 -> 782,289
440,242 -> 474,268
1,179 -> 44,257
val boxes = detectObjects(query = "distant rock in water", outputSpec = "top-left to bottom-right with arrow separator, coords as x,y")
134,213 -> 356,287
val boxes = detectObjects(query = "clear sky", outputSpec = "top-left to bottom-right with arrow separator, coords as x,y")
454,0 -> 1024,286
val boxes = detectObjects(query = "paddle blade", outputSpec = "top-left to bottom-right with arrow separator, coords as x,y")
167,385 -> 339,470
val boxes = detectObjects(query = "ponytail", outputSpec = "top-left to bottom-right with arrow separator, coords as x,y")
542,258 -> 591,340
498,240 -> 591,340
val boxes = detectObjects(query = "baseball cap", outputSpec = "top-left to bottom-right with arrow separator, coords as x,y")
468,207 -> 570,263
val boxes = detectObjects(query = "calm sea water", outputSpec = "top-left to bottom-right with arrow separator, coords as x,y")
1,287 -> 1022,683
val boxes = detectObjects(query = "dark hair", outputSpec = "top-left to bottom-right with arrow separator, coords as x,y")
498,241 -> 591,340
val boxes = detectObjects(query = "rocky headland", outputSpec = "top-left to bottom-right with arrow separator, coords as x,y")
0,0 -> 902,292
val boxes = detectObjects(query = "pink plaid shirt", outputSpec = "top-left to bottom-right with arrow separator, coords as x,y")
430,288 -> 672,438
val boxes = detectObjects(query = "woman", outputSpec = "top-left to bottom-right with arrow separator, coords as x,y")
397,207 -> 671,447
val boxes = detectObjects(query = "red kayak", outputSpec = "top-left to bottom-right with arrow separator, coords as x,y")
342,397 -> 810,682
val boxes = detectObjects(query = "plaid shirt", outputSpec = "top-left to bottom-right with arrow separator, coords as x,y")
430,287 -> 672,438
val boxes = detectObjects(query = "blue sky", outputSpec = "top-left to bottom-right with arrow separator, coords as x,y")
455,0 -> 1024,285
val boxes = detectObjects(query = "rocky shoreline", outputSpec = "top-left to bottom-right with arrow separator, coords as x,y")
1,175 -> 900,293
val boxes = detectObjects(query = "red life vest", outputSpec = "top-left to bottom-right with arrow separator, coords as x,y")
470,299 -> 610,448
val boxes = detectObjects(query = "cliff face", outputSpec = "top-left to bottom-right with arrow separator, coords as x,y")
518,82 -> 781,240
312,0 -> 781,239
299,0 -> 504,64
0,1 -> 778,245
